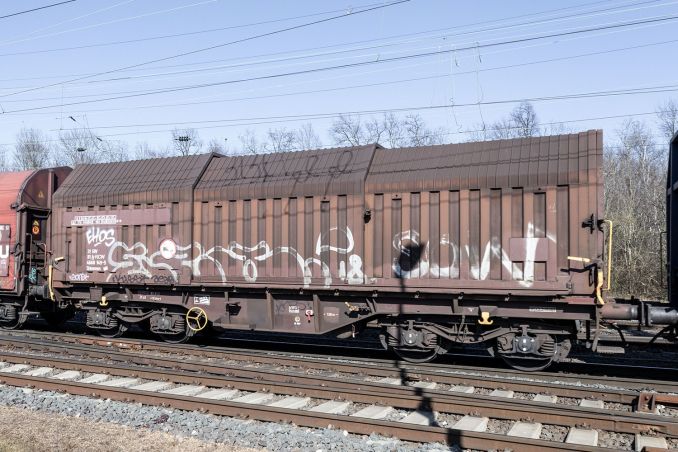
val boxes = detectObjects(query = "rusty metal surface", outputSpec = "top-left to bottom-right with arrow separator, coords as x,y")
0,168 -> 71,292
50,133 -> 604,316
365,130 -> 603,296
637,391 -> 678,413
52,153 -> 215,206
0,170 -> 31,291
195,144 -> 379,200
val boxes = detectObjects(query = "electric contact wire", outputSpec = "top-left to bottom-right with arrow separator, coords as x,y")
46,84 -> 678,132
0,0 -> 76,20
4,33 -> 677,118
3,10 -> 678,115
0,1 -> 388,58
0,1 -> 219,47
0,0 -> 666,86
0,0 -> 410,100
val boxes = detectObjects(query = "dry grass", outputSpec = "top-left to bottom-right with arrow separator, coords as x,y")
0,404 -> 263,452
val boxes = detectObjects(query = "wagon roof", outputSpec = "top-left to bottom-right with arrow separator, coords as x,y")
53,153 -> 217,206
366,130 -> 602,192
195,144 -> 380,200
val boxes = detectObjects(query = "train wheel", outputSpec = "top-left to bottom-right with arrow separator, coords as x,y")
393,346 -> 439,363
495,333 -> 566,372
156,329 -> 194,344
150,311 -> 197,344
94,322 -> 128,339
0,317 -> 24,330
0,304 -> 24,330
498,354 -> 554,372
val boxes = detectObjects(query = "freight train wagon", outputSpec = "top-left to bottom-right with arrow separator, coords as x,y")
1,131 -> 676,370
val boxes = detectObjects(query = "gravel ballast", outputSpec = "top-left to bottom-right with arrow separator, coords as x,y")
0,385 -> 454,452
0,403 -> 258,452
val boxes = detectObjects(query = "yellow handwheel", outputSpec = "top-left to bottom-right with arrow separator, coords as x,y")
186,307 -> 208,332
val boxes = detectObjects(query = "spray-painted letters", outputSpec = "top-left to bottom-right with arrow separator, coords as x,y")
0,225 -> 10,277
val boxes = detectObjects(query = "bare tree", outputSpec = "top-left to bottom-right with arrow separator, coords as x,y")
238,129 -> 261,154
171,128 -> 203,156
206,138 -> 226,154
404,114 -> 445,146
657,99 -> 678,141
330,115 -> 366,146
604,119 -> 666,299
294,123 -> 322,150
331,113 -> 444,147
474,102 -> 540,141
488,117 -> 516,140
265,128 -> 296,153
13,128 -> 51,170
54,127 -> 127,166
381,113 -> 406,147
364,117 -> 385,144
510,102 -> 539,138
134,142 -> 170,160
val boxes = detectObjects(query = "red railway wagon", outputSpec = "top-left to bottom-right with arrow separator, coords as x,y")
1,131 -> 673,370
0,168 -> 71,324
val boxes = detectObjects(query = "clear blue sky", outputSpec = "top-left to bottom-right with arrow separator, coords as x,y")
0,0 -> 676,153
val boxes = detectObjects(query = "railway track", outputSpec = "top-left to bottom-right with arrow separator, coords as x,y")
0,330 -> 675,450
1,329 -> 676,394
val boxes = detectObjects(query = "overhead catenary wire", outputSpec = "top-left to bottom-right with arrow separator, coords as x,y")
0,0 -> 222,48
0,0 -> 667,88
3,2 -> 676,95
4,35 -> 676,119
2,10 -> 677,115
0,0 -> 76,20
0,1 -> 388,58
41,84 -> 678,133
0,0 -> 411,100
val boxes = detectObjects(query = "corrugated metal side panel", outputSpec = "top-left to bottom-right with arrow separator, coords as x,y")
361,131 -> 602,296
191,194 -> 365,288
195,145 -> 377,201
360,187 -> 575,292
53,153 -> 215,207
366,131 -> 600,193
52,201 -> 192,286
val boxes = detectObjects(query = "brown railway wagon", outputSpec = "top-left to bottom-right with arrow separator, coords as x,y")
47,132 -> 609,367
189,132 -> 603,298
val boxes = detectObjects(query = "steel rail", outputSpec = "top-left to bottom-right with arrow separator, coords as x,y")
0,370 -> 607,452
1,331 -> 675,396
5,328 -> 678,386
0,349 -> 674,436
0,335 -> 678,404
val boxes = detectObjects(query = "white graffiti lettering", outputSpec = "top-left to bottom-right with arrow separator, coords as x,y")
393,224 -> 555,288
0,227 -> 9,260
86,227 -> 116,248
68,273 -> 90,282
104,227 -> 361,288
392,230 -> 460,279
